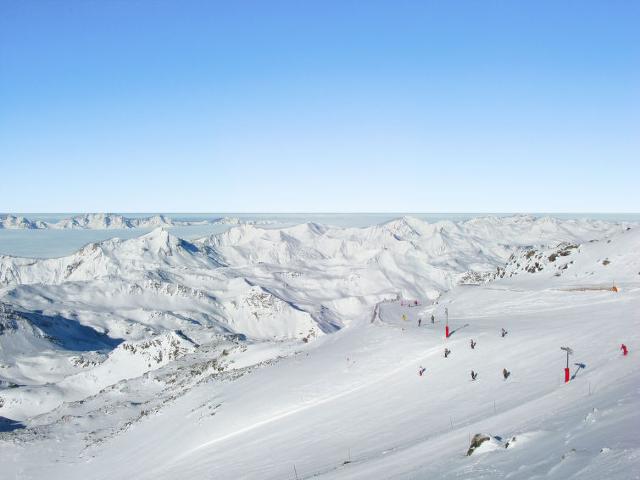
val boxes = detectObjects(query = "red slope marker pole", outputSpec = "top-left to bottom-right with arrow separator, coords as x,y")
561,346 -> 573,383
445,307 -> 449,338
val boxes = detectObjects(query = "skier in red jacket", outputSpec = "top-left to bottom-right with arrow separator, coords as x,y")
621,344 -> 628,356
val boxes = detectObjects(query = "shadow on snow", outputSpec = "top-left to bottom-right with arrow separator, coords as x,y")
24,310 -> 123,352
0,416 -> 26,432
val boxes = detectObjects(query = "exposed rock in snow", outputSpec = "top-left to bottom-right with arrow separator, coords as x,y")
499,243 -> 579,278
457,270 -> 496,285
467,433 -> 492,455
496,227 -> 639,288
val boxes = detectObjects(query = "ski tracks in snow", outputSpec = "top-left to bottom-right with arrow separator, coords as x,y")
150,338 -> 444,475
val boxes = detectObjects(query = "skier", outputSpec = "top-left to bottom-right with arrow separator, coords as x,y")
503,368 -> 511,380
418,318 -> 422,327
470,339 -> 476,349
471,370 -> 478,381
501,328 -> 508,338
431,314 -> 435,324
621,344 -> 628,356
418,366 -> 426,376
444,348 -> 451,358
402,314 -> 407,321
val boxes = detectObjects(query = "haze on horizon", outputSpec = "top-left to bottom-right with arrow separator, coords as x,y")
1,1 -> 638,213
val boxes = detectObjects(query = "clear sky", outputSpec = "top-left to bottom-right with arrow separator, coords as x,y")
1,1 -> 638,213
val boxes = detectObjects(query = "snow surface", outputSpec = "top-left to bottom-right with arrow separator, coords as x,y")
0,215 -> 638,479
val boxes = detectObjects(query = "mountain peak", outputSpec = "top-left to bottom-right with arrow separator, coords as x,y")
142,227 -> 174,248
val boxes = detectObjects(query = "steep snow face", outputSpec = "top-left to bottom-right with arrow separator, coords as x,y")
0,303 -> 57,359
220,282 -> 322,340
0,302 -> 118,353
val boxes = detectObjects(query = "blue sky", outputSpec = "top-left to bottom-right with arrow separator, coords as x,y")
1,1 -> 638,212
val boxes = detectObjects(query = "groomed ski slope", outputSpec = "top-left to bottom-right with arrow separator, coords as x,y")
10,280 -> 637,479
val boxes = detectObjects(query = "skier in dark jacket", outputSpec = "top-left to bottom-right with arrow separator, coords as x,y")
431,314 -> 435,324
444,348 -> 451,358
418,366 -> 426,376
503,368 -> 511,380
471,370 -> 478,381
501,328 -> 508,338
470,339 -> 476,349
418,318 -> 422,327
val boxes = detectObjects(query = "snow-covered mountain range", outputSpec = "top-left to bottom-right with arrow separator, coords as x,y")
0,213 -> 272,229
0,215 -> 628,342
0,215 -> 638,479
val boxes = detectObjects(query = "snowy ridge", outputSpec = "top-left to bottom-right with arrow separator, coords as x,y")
55,213 -> 175,229
0,213 -> 274,229
0,215 -> 47,229
203,215 -> 628,267
0,229 -> 217,285
0,227 -> 327,342
0,216 -> 631,339
0,330 -> 197,419
497,226 -> 640,288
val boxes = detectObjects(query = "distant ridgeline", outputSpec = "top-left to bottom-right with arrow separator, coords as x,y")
0,213 -> 272,230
